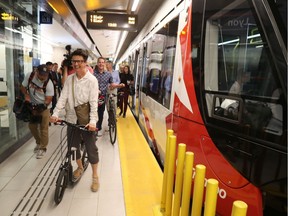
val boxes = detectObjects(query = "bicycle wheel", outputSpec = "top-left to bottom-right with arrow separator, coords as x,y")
109,111 -> 117,144
54,169 -> 68,204
81,145 -> 89,171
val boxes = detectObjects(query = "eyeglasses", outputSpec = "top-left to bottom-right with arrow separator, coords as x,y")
71,60 -> 84,64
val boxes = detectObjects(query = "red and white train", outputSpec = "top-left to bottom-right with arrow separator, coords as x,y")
118,0 -> 287,215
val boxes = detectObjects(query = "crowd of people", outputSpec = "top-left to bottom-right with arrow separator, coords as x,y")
20,48 -> 134,193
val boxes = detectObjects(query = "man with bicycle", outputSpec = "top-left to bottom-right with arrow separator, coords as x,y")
106,60 -> 124,111
93,57 -> 120,136
50,49 -> 100,192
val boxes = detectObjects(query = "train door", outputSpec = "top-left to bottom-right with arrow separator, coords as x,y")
128,51 -> 138,112
130,50 -> 139,115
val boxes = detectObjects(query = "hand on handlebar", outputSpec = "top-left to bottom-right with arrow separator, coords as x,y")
85,123 -> 96,132
50,116 -> 59,123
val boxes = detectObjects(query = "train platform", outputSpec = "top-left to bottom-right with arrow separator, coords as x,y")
0,108 -> 163,216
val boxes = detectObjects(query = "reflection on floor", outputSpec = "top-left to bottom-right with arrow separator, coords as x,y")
0,113 -> 125,216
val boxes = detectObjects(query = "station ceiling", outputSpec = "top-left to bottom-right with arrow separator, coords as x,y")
43,0 -> 165,62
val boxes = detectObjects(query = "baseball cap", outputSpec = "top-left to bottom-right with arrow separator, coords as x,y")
37,64 -> 49,75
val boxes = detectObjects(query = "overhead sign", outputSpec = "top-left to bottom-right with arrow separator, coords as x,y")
40,11 -> 53,24
86,11 -> 137,32
1,12 -> 18,21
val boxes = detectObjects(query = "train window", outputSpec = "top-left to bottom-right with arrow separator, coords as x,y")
203,0 -> 285,139
143,17 -> 179,109
212,95 -> 243,123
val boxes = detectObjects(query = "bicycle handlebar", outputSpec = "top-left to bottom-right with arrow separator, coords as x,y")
107,92 -> 123,98
55,120 -> 91,132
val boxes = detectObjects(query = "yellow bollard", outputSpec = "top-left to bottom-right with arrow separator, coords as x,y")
231,200 -> 248,216
172,143 -> 186,216
180,152 -> 194,216
165,135 -> 177,216
161,129 -> 174,213
203,179 -> 219,216
191,164 -> 206,216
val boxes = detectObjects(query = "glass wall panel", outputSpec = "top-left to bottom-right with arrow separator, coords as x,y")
0,0 -> 40,161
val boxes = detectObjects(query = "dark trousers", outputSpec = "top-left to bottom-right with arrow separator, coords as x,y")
119,89 -> 129,115
97,102 -> 106,131
67,126 -> 99,164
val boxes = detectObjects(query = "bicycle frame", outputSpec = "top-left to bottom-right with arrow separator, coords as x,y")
107,92 -> 118,144
54,120 -> 90,204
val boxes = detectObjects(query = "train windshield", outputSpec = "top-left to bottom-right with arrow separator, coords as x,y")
202,0 -> 286,141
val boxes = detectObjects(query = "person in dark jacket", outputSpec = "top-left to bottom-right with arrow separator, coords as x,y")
118,65 -> 134,118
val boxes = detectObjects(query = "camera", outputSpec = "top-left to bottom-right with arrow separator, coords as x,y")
62,45 -> 72,68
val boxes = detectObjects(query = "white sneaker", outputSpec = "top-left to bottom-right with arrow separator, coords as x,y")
36,149 -> 46,159
34,145 -> 40,153
97,130 -> 103,137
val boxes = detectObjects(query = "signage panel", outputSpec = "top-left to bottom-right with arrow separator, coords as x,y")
40,11 -> 53,24
87,11 -> 137,32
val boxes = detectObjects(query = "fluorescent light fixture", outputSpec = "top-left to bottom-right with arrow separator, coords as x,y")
47,1 -> 59,14
5,27 -> 59,46
218,38 -> 239,46
131,0 -> 140,12
247,34 -> 260,39
218,34 -> 261,46
114,31 -> 128,63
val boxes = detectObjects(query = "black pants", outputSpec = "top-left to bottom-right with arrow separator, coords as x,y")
67,126 -> 99,164
119,89 -> 129,115
97,102 -> 105,131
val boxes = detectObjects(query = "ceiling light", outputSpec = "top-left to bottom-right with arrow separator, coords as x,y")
47,2 -> 59,14
131,0 -> 140,12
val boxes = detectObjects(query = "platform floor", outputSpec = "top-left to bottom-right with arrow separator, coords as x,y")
0,108 -> 163,216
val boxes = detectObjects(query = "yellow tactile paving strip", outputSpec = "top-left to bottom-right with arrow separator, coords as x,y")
117,108 -> 163,215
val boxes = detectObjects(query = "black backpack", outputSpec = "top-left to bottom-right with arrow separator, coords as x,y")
28,71 -> 49,93
13,72 -> 50,121
13,98 -> 33,122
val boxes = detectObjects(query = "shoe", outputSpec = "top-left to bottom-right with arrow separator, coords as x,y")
123,114 -> 126,118
34,145 -> 40,153
91,177 -> 99,192
118,112 -> 122,116
36,149 -> 46,159
73,167 -> 84,180
97,130 -> 103,137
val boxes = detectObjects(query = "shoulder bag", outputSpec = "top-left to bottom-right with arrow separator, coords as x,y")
72,76 -> 90,125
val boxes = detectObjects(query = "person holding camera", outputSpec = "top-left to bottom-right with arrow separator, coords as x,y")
20,64 -> 54,159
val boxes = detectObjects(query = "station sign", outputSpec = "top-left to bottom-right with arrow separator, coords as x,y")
40,11 -> 52,24
86,11 -> 137,32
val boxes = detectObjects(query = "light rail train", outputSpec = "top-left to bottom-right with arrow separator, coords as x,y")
118,0 -> 287,215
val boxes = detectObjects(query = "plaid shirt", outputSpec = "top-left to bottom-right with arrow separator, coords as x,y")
93,70 -> 113,96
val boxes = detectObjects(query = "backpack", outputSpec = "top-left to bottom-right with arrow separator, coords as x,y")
28,71 -> 50,93
13,98 -> 33,122
13,72 -> 50,121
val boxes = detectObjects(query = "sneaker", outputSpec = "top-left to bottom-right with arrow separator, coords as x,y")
34,145 -> 40,153
91,177 -> 99,192
36,149 -> 46,159
73,167 -> 84,180
97,130 -> 103,137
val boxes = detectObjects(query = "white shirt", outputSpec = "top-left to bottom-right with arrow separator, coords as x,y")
52,71 -> 99,125
22,72 -> 54,108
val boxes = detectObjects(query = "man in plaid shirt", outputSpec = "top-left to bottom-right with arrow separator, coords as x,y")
94,57 -> 117,136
